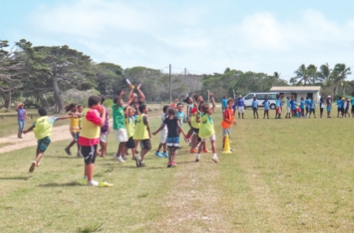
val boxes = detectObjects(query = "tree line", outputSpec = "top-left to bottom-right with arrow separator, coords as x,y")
1,39 -> 352,112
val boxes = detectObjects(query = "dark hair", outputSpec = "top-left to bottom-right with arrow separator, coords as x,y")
227,98 -> 234,104
64,103 -> 77,112
38,107 -> 47,116
139,104 -> 147,113
88,95 -> 101,107
167,107 -> 176,116
162,105 -> 169,113
183,97 -> 192,104
201,103 -> 209,112
193,94 -> 199,102
177,102 -> 183,107
100,95 -> 106,104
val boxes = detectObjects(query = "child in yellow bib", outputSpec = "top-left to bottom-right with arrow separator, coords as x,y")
23,107 -> 70,173
133,104 -> 152,167
124,106 -> 137,160
196,93 -> 219,163
64,103 -> 82,157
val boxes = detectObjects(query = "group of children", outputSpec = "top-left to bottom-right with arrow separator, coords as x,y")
230,94 -> 354,119
23,83 -> 234,187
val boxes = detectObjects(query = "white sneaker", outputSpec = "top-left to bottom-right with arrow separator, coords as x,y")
87,180 -> 99,186
116,156 -> 125,163
195,155 -> 200,162
212,156 -> 219,163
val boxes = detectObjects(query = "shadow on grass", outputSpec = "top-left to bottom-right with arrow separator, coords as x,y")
38,181 -> 83,187
49,156 -> 80,159
0,176 -> 31,180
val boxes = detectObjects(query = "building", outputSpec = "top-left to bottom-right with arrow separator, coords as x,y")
270,86 -> 321,103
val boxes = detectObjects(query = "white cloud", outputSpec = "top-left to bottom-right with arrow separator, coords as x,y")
28,2 -> 354,80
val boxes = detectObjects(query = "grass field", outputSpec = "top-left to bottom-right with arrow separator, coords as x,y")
1,108 -> 354,232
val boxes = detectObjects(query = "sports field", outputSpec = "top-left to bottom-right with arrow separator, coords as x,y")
1,108 -> 354,232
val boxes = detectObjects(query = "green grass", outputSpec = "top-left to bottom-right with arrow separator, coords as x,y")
1,108 -> 354,232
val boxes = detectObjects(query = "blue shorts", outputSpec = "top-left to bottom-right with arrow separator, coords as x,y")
327,106 -> 331,112
37,136 -> 51,152
166,137 -> 180,148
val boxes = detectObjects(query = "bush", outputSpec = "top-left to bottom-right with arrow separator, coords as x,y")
103,99 -> 113,108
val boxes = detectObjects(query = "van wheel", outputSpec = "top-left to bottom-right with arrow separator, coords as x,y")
270,104 -> 276,110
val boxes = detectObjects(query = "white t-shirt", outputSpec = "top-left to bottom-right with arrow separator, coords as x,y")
161,113 -> 167,131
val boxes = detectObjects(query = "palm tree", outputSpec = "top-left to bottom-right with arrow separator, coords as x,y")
294,64 -> 317,85
318,63 -> 332,83
333,63 -> 351,95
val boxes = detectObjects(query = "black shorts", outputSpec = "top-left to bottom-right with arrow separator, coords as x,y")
139,139 -> 152,150
125,137 -> 135,149
252,107 -> 258,112
81,145 -> 97,165
192,127 -> 199,135
352,105 -> 354,112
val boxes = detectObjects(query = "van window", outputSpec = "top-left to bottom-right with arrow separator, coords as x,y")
267,94 -> 276,100
245,94 -> 253,100
256,94 -> 265,100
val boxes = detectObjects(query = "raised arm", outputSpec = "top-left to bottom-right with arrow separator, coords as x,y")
136,84 -> 145,103
209,94 -> 216,115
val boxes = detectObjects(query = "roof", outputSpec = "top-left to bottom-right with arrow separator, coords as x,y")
270,86 -> 321,92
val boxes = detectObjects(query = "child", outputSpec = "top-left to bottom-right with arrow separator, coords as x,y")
23,107 -> 70,173
16,102 -> 28,139
275,95 -> 281,119
133,104 -> 152,167
326,96 -> 332,118
196,93 -> 219,163
64,103 -> 81,157
290,96 -> 297,118
176,103 -> 186,140
155,105 -> 169,158
308,97 -> 316,118
237,95 -> 245,119
262,98 -> 270,119
221,98 -> 236,149
78,95 -> 111,186
305,96 -> 310,116
189,107 -> 201,153
300,97 -> 305,117
98,96 -> 109,157
183,96 -> 195,143
153,108 -> 187,167
112,89 -> 132,163
124,106 -> 137,160
337,97 -> 342,118
345,99 -> 351,117
319,96 -> 324,118
285,96 -> 291,119
252,96 -> 259,119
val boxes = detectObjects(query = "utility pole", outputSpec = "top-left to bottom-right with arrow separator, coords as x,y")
169,64 -> 171,103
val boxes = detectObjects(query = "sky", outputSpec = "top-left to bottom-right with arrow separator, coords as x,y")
1,0 -> 354,81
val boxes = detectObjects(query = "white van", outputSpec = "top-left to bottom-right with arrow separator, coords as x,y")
243,92 -> 278,110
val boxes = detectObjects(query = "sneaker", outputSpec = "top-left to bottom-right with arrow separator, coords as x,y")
155,152 -> 163,158
161,152 -> 169,158
202,149 -> 211,153
195,155 -> 200,162
65,147 -> 71,156
29,161 -> 36,172
99,181 -> 113,187
87,180 -> 99,186
116,156 -> 125,163
139,160 -> 146,167
212,157 -> 219,163
190,148 -> 198,153
135,156 -> 141,167
170,161 -> 177,167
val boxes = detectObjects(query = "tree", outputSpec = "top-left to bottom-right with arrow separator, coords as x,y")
94,62 -> 123,96
333,63 -> 351,95
19,45 -> 96,113
294,64 -> 317,85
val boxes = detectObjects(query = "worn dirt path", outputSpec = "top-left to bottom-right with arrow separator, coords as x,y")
0,124 -> 72,154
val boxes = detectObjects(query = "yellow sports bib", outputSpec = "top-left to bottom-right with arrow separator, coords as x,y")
33,116 -> 53,140
80,108 -> 100,139
198,113 -> 215,139
133,114 -> 149,140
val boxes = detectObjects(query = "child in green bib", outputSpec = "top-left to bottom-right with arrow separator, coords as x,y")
196,93 -> 219,163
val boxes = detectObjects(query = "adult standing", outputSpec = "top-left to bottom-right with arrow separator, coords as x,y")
351,94 -> 354,118
16,102 -> 28,139
237,95 -> 245,119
